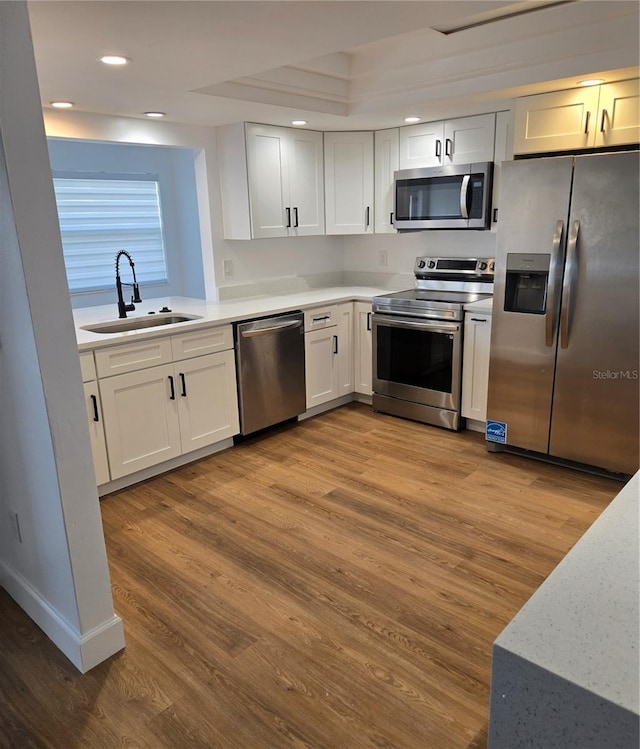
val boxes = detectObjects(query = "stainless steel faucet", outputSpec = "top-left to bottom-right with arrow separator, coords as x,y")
115,250 -> 142,318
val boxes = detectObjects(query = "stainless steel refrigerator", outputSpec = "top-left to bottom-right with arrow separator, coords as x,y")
486,151 -> 639,476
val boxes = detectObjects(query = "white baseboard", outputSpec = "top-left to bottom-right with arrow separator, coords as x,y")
0,559 -> 125,673
465,418 -> 486,433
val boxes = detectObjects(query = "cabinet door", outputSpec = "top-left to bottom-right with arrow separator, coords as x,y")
513,87 -> 600,154
374,128 -> 399,233
245,123 -> 290,238
461,313 -> 492,421
288,129 -> 325,236
176,351 -> 240,452
99,363 -> 182,480
399,121 -> 445,169
83,381 -> 110,486
324,131 -> 374,235
594,79 -> 640,148
336,303 -> 354,397
354,302 -> 373,396
445,114 -> 496,164
491,110 -> 513,231
304,326 -> 338,408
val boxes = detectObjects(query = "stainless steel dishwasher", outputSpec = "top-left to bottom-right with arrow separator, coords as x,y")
235,311 -> 306,435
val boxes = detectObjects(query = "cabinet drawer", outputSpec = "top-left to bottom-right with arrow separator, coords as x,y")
79,351 -> 97,382
95,337 -> 173,378
171,325 -> 233,361
304,306 -> 336,330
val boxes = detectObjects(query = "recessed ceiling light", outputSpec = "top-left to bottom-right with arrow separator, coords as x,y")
50,101 -> 74,109
144,111 -> 166,118
100,55 -> 130,66
404,116 -> 421,124
579,78 -> 605,87
291,120 -> 307,126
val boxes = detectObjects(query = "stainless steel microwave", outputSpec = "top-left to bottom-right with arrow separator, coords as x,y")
393,161 -> 494,230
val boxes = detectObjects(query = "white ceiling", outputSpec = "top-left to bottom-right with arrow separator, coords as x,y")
28,0 -> 640,131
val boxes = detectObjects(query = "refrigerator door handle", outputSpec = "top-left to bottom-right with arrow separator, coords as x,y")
545,219 -> 565,347
560,219 -> 580,349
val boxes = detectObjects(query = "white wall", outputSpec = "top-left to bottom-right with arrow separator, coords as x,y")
0,2 -> 124,672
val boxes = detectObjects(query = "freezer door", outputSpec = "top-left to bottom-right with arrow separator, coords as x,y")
486,156 -> 574,453
549,151 -> 639,475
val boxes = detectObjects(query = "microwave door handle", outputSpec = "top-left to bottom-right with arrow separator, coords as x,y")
560,220 -> 580,349
459,175 -> 471,219
545,220 -> 565,347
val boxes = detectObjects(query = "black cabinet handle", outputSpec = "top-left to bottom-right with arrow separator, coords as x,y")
435,139 -> 442,158
293,207 -> 299,228
333,335 -> 338,354
493,208 -> 499,223
365,206 -> 370,228
168,375 -> 176,400
285,207 -> 291,228
584,110 -> 591,134
390,211 -> 393,225
180,372 -> 187,397
313,315 -> 330,323
445,138 -> 452,158
600,109 -> 608,133
367,312 -> 372,331
90,394 -> 99,422
470,318 -> 488,322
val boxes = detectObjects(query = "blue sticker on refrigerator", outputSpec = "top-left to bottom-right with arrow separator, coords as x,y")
486,420 -> 507,444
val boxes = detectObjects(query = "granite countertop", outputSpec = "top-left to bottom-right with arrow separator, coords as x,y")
73,288 -> 388,351
494,470 -> 639,715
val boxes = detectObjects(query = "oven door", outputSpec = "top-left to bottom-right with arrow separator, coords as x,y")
372,313 -> 462,410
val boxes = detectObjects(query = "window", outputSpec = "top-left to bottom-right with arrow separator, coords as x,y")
52,174 -> 168,293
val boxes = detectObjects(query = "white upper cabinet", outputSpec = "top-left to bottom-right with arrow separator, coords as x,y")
217,122 -> 324,239
399,114 -> 496,169
513,79 -> 640,154
594,80 -> 640,148
374,128 -> 399,234
324,131 -> 374,235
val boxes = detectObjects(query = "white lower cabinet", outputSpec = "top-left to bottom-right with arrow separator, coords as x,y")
92,326 -> 239,482
461,311 -> 492,422
176,350 -> 239,452
99,363 -> 183,480
83,380 -> 110,486
354,302 -> 373,396
304,303 -> 353,408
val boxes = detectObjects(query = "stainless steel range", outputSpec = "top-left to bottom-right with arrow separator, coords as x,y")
372,256 -> 494,430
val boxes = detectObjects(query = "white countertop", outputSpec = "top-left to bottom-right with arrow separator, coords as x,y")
73,288 -> 388,351
494,471 -> 639,714
464,297 -> 494,313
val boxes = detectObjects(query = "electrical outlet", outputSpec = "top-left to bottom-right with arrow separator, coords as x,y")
9,509 -> 22,544
379,250 -> 388,267
223,259 -> 233,278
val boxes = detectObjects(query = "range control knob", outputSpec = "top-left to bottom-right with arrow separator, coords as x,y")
478,261 -> 488,271
417,259 -> 426,269
489,261 -> 495,271
427,260 -> 437,269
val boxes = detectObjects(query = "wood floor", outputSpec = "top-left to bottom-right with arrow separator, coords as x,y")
0,403 -> 620,749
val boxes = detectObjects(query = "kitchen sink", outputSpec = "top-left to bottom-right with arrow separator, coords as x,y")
81,313 -> 202,334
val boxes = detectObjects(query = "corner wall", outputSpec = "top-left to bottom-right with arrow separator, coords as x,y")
0,2 -> 124,672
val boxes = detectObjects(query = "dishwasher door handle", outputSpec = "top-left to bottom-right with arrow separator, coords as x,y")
239,319 -> 303,338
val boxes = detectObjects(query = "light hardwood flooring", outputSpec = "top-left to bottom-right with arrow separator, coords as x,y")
0,403 -> 620,749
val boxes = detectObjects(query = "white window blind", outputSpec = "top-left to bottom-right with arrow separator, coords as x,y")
52,176 -> 168,292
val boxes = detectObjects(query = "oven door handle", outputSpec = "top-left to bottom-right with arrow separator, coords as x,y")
374,316 -> 460,334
